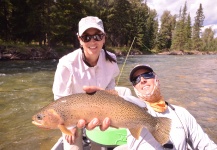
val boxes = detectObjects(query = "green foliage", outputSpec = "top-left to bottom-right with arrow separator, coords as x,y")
0,0 -> 216,53
192,3 -> 205,50
156,11 -> 176,51
171,1 -> 191,51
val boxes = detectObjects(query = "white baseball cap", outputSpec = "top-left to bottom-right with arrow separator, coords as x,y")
78,16 -> 105,36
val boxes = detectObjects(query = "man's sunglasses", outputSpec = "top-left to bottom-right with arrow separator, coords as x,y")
132,72 -> 155,85
80,34 -> 105,42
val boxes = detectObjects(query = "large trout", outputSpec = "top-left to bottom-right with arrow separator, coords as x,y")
32,90 -> 171,145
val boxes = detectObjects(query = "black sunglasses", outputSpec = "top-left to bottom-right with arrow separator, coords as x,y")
80,34 -> 105,42
132,72 -> 155,85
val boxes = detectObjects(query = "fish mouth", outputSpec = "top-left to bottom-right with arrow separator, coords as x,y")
32,120 -> 42,126
32,121 -> 50,130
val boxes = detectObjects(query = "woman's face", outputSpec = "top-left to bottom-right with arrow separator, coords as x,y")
133,69 -> 156,96
78,28 -> 105,58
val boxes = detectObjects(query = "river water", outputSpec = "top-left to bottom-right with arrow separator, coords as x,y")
0,55 -> 216,149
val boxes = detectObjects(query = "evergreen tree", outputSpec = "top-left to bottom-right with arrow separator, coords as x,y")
0,0 -> 13,41
106,0 -> 131,47
157,11 -> 176,51
144,9 -> 158,51
184,14 -> 192,50
201,27 -> 215,51
192,3 -> 205,50
171,2 -> 189,50
50,0 -> 85,47
131,2 -> 150,51
171,8 -> 182,50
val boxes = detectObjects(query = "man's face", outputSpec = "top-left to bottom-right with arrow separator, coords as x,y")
133,69 -> 156,96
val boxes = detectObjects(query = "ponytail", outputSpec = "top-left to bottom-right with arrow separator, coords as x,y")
102,45 -> 117,63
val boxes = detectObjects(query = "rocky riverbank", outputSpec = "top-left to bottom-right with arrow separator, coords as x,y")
0,45 -> 216,60
158,50 -> 217,55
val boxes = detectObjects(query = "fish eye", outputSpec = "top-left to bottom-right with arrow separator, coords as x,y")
36,114 -> 43,120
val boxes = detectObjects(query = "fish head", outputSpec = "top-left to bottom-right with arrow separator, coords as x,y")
32,109 -> 63,129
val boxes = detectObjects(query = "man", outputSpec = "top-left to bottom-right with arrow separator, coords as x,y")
77,65 -> 217,149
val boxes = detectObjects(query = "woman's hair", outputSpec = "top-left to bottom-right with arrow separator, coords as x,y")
102,45 -> 117,63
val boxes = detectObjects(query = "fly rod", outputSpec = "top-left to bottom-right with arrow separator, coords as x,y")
116,37 -> 136,85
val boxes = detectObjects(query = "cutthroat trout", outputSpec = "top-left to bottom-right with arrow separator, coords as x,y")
32,90 -> 171,145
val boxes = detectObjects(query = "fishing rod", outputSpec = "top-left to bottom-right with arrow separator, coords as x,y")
116,37 -> 136,85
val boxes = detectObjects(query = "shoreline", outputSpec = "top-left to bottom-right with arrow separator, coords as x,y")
0,45 -> 216,60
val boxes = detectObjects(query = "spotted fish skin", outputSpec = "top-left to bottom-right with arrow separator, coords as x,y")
32,90 -> 171,145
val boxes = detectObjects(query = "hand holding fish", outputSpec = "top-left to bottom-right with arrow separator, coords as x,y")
77,117 -> 111,131
32,88 -> 171,145
64,127 -> 77,144
83,85 -> 103,93
65,117 -> 111,144
82,86 -> 111,131
64,86 -> 111,144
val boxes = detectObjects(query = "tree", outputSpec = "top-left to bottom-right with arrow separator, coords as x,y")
184,14 -> 192,50
106,0 -> 131,47
192,3 -> 205,50
201,27 -> 215,51
171,1 -> 190,50
157,10 -> 176,51
144,9 -> 158,51
0,0 -> 13,41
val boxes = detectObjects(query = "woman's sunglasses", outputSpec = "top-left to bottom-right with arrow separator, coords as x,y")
80,34 -> 105,42
132,72 -> 155,85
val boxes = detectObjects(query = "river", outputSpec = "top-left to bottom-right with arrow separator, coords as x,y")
0,55 -> 216,149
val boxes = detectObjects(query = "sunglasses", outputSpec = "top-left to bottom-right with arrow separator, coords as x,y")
132,72 -> 155,85
80,34 -> 105,42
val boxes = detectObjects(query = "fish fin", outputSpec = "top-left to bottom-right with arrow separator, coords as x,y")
47,109 -> 59,116
58,124 -> 72,135
129,127 -> 143,140
47,109 -> 63,122
47,109 -> 71,135
47,109 -> 65,126
151,117 -> 171,145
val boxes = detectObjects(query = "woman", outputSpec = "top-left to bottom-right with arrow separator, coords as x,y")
52,16 -> 119,150
126,64 -> 217,149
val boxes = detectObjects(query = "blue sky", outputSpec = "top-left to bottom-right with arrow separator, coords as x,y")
145,0 -> 217,34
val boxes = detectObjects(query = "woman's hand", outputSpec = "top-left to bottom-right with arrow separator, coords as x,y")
64,127 -> 79,144
83,85 -> 103,93
64,86 -> 111,145
81,86 -> 111,130
77,117 -> 111,131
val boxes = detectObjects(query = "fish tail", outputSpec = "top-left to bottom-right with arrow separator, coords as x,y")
151,117 -> 171,145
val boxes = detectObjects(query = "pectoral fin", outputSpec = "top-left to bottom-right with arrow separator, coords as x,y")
58,124 -> 72,135
129,127 -> 143,140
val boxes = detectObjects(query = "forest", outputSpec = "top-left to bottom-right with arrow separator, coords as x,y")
0,0 -> 217,59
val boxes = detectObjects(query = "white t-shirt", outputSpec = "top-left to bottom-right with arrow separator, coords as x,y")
126,100 -> 217,150
52,48 -> 119,100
